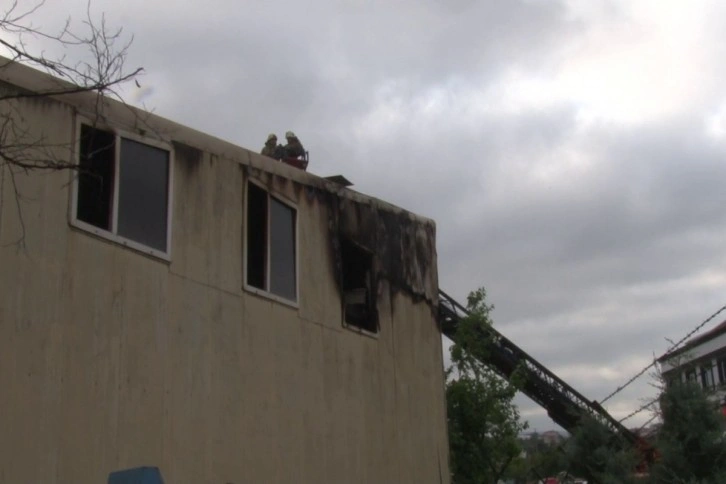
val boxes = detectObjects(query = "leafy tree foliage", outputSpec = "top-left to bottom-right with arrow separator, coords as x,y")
560,374 -> 726,483
446,287 -> 528,483
650,380 -> 726,483
508,432 -> 567,483
562,415 -> 638,484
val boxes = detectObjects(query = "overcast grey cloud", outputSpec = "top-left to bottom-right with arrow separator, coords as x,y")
11,0 -> 726,431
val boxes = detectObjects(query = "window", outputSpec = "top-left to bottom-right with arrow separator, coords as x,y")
701,365 -> 715,389
245,182 -> 297,302
341,238 -> 377,333
74,124 -> 171,257
685,368 -> 697,384
718,357 -> 726,385
665,375 -> 678,388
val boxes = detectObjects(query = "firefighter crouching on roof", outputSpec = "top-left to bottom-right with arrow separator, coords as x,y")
283,131 -> 305,158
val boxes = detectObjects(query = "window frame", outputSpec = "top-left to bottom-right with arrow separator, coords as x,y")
701,363 -> 715,389
70,118 -> 174,261
685,368 -> 698,385
243,179 -> 299,307
717,356 -> 726,386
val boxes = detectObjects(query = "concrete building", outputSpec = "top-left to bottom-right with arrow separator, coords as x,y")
658,320 -> 726,412
0,58 -> 450,483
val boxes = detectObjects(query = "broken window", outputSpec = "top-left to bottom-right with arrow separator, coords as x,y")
341,238 -> 377,333
245,181 -> 297,302
75,124 -> 171,256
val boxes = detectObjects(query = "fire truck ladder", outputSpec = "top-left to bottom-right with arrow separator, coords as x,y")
438,289 -> 652,457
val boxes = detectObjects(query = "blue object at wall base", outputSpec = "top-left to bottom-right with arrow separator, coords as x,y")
107,466 -> 164,484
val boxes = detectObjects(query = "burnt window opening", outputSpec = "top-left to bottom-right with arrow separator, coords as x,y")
245,182 -> 297,302
341,238 -> 377,333
75,124 -> 170,255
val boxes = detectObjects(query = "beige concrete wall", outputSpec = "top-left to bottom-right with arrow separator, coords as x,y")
0,74 -> 449,482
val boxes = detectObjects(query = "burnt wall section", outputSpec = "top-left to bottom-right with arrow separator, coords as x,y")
333,196 -> 438,312
242,165 -> 438,318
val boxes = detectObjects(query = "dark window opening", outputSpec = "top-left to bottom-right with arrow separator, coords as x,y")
245,182 -> 297,302
246,183 -> 267,290
77,125 -> 115,230
341,238 -> 377,333
665,374 -> 677,388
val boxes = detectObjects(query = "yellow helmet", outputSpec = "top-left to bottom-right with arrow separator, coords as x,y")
267,133 -> 277,142
285,131 -> 296,139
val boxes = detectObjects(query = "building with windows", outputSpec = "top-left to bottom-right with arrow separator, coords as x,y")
657,320 -> 726,411
0,58 -> 450,483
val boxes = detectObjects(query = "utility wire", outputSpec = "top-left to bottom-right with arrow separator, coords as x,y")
637,412 -> 659,432
600,302 -> 726,405
619,398 -> 657,423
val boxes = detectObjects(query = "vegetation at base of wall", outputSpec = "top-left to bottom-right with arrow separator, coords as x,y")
446,287 -> 528,484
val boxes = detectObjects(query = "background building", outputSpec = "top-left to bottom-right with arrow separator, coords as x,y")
658,320 -> 726,412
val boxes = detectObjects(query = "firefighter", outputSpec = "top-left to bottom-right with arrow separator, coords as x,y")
283,131 -> 305,159
260,133 -> 281,159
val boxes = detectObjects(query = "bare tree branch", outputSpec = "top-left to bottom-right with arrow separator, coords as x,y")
0,1 -> 144,247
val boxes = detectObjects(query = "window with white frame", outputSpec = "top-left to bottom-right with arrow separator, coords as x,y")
74,124 -> 171,257
718,357 -> 726,385
245,181 -> 297,302
701,364 -> 715,389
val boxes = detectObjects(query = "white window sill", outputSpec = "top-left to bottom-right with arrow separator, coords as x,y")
243,284 -> 299,310
70,219 -> 171,262
342,321 -> 380,339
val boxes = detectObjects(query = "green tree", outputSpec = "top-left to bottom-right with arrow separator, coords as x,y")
446,287 -> 528,484
562,415 -> 638,484
517,433 -> 568,482
650,380 -> 726,483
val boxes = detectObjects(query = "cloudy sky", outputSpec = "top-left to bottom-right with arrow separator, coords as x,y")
12,0 -> 726,431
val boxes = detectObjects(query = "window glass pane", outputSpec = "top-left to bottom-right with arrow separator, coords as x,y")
246,183 -> 267,290
77,125 -> 115,230
269,197 -> 296,300
117,138 -> 169,252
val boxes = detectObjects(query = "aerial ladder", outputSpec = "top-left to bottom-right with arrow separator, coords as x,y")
438,289 -> 656,468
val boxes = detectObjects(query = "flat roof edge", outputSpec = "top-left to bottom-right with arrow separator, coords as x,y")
0,56 -> 435,227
